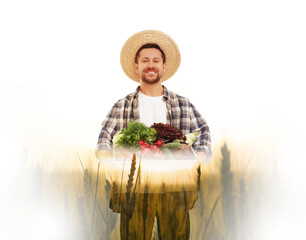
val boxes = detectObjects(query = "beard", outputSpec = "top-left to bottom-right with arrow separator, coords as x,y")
141,76 -> 161,85
140,67 -> 163,85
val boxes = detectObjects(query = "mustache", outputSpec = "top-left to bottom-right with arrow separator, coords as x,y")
144,67 -> 158,71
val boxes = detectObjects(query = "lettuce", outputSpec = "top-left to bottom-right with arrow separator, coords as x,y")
185,132 -> 198,147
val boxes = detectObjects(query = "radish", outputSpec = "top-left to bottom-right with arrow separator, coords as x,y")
155,140 -> 163,146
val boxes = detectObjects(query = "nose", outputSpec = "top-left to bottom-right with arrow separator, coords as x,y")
147,60 -> 154,67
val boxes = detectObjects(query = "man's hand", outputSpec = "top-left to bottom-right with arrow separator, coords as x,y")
96,150 -> 112,160
96,149 -> 128,161
196,151 -> 208,163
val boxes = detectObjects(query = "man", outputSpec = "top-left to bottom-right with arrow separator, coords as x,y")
96,30 -> 211,162
96,30 -> 212,239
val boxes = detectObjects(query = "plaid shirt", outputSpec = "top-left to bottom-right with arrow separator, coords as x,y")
96,86 -> 211,155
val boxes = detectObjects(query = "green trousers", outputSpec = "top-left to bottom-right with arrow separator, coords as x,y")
110,191 -> 198,240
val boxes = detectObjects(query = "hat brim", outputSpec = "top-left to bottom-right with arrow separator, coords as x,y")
120,30 -> 181,82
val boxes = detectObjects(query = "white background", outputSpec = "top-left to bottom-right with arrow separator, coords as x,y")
1,0 -> 306,238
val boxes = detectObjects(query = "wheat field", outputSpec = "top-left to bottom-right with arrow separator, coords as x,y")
7,140 -> 285,240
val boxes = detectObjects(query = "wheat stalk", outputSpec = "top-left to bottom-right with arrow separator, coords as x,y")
109,180 -> 118,210
190,164 -> 205,239
83,169 -> 92,205
118,155 -> 127,214
126,154 -> 136,208
220,143 -> 237,240
197,165 -> 201,191
77,153 -> 106,223
137,157 -> 142,189
91,162 -> 100,235
77,195 -> 91,240
239,176 -> 247,240
198,167 -> 205,215
104,180 -> 118,240
105,180 -> 111,239
125,153 -> 137,240
141,184 -> 149,240
130,155 -> 142,219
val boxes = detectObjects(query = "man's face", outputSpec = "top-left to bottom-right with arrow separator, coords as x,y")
135,48 -> 166,84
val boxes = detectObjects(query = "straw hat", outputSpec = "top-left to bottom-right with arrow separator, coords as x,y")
120,30 -> 181,82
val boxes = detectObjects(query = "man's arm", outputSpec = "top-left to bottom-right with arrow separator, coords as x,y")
189,102 -> 212,163
96,103 -> 118,160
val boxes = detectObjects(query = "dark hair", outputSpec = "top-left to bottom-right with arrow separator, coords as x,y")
135,43 -> 166,64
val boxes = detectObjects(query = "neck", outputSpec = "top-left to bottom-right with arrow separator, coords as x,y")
139,82 -> 164,97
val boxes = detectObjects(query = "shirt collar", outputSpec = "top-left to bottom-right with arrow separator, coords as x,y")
133,85 -> 170,100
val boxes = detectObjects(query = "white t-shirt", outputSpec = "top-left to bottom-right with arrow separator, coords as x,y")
138,91 -> 167,127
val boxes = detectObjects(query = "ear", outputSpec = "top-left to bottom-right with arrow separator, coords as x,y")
135,63 -> 139,75
162,62 -> 166,74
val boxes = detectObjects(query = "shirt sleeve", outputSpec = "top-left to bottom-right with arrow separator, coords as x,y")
189,102 -> 212,159
96,103 -> 118,154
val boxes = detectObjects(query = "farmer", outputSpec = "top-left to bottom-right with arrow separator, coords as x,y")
96,30 -> 212,239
